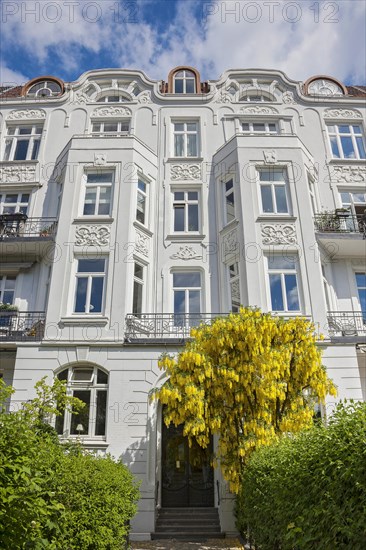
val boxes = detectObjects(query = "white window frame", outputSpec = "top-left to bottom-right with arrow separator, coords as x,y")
74,258 -> 107,314
355,272 -> 366,318
266,256 -> 301,313
174,70 -> 196,94
172,271 -> 202,327
228,262 -> 241,313
82,171 -> 114,217
96,94 -> 130,103
91,120 -> 130,134
327,124 -> 366,160
172,189 -> 200,233
0,275 -> 16,305
132,262 -> 145,315
241,121 -> 278,134
240,93 -> 273,102
223,177 -> 235,225
258,168 -> 290,215
55,365 -> 108,439
0,192 -> 30,215
3,125 -> 43,161
136,178 -> 148,226
173,121 -> 199,157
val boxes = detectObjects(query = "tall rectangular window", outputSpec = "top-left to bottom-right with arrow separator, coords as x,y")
356,273 -> 366,321
173,190 -> 199,232
173,122 -> 199,157
241,122 -> 278,134
74,258 -> 106,314
259,169 -> 289,214
4,125 -> 43,161
0,193 -> 29,215
224,178 -> 235,224
327,124 -> 366,160
267,256 -> 300,312
132,263 -> 144,314
0,276 -> 16,305
173,272 -> 201,326
136,179 -> 147,225
228,263 -> 241,313
83,172 -> 113,216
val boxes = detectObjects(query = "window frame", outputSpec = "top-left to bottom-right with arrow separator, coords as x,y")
0,275 -> 16,305
266,255 -> 301,313
228,262 -> 241,313
136,178 -> 149,226
172,189 -> 200,233
258,168 -> 290,215
91,120 -> 130,134
326,124 -> 366,160
355,272 -> 366,320
173,70 -> 196,94
241,121 -> 279,135
0,192 -> 30,215
73,258 -> 107,315
172,120 -> 200,158
55,365 -> 108,439
223,177 -> 236,225
132,261 -> 145,315
82,171 -> 114,217
96,94 -> 130,103
172,270 -> 202,326
3,124 -> 43,161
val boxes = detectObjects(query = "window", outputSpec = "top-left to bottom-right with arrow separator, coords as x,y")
259,169 -> 289,214
173,190 -> 199,232
0,193 -> 29,214
83,172 -> 113,216
267,256 -> 300,312
173,121 -> 199,157
174,70 -> 196,94
242,122 -> 278,134
91,121 -> 130,134
356,273 -> 366,321
241,93 -> 273,102
55,366 -> 108,437
97,94 -> 129,102
228,263 -> 241,313
27,80 -> 62,98
0,276 -> 16,305
136,179 -> 147,225
327,125 -> 366,160
224,178 -> 235,224
173,272 -> 201,326
74,258 -> 106,314
3,125 -> 43,161
340,191 -> 366,232
132,263 -> 144,314
307,174 -> 318,216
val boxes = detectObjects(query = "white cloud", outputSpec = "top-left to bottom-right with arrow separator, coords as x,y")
0,64 -> 29,87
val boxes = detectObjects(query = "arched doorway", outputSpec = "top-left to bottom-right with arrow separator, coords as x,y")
161,415 -> 214,507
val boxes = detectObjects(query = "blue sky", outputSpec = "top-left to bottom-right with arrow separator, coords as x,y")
1,0 -> 365,87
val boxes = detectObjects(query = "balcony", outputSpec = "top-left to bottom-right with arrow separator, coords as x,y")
314,212 -> 366,256
327,311 -> 366,341
0,311 -> 45,342
125,313 -> 220,343
0,215 -> 58,259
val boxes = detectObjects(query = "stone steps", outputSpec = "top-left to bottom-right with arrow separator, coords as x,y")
151,507 -> 225,540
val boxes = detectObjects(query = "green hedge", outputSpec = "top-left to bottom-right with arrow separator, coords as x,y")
236,401 -> 366,550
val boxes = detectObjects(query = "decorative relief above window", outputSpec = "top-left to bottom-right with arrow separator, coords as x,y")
261,223 -> 297,245
0,163 -> 38,183
170,245 -> 202,261
282,91 -> 295,104
323,108 -> 362,119
171,164 -> 201,180
221,228 -> 239,261
135,229 -> 149,257
7,109 -> 46,121
328,165 -> 366,183
240,105 -> 278,115
75,226 -> 111,247
91,106 -> 132,118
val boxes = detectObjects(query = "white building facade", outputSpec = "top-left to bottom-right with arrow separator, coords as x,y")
0,68 -> 365,539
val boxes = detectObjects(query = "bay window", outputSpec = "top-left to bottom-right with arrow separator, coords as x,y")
267,256 -> 300,312
83,172 -> 113,216
74,258 -> 106,314
259,169 -> 289,214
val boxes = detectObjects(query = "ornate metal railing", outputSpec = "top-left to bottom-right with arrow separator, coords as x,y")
314,213 -> 365,237
0,311 -> 45,341
327,311 -> 366,337
125,313 -> 221,342
0,215 -> 58,239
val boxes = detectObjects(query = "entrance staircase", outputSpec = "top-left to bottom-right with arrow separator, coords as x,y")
151,507 -> 224,540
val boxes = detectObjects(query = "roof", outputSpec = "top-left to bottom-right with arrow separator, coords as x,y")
346,85 -> 366,97
0,85 -> 23,99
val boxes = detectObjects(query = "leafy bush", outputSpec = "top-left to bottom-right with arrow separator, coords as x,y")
0,379 -> 139,549
236,401 -> 366,550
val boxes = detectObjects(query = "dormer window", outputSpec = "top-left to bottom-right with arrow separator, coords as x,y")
24,77 -> 64,98
174,70 -> 196,93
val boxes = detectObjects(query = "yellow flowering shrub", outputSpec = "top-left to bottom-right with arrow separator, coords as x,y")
152,308 -> 336,493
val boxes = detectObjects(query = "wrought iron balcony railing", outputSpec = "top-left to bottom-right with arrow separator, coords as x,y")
0,311 -> 45,341
0,215 -> 58,239
125,313 -> 220,342
314,213 -> 365,238
327,311 -> 366,337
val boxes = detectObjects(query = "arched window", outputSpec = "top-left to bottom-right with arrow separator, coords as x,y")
27,80 -> 63,98
97,94 -> 130,103
55,365 -> 108,438
174,70 -> 196,94
240,92 -> 274,102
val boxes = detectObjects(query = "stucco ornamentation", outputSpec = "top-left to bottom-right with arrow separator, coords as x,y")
91,106 -> 132,117
135,230 -> 149,257
0,163 -> 37,183
240,105 -> 278,115
7,109 -> 46,120
282,91 -> 295,104
171,164 -> 201,180
94,153 -> 107,166
230,280 -> 240,301
215,91 -> 233,103
75,225 -> 110,246
222,229 -> 239,258
138,91 -> 152,103
329,164 -> 366,183
263,150 -> 277,164
323,108 -> 362,119
170,246 -> 202,260
261,223 -> 297,245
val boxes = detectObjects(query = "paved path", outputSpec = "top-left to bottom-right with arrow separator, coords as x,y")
130,539 -> 244,550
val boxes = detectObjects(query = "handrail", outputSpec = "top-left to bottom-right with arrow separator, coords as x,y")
216,480 -> 220,506
314,213 -> 365,238
327,311 -> 366,337
0,311 -> 45,341
0,216 -> 58,239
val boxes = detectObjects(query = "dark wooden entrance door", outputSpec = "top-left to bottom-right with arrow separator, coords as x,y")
161,420 -> 214,507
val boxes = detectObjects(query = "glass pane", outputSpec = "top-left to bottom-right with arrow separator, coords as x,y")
92,123 -> 101,132
352,125 -> 361,133
174,290 -> 185,315
275,186 -> 288,213
340,136 -> 355,158
5,277 -> 16,289
2,291 -> 14,304
188,204 -> 199,231
90,277 -> 104,312
7,127 -> 15,135
261,185 -> 273,212
83,188 -> 97,215
269,274 -> 284,311
95,390 -> 107,435
353,193 -> 365,203
174,135 -> 184,156
97,187 -> 111,215
55,410 -> 65,435
356,273 -> 366,288
175,79 -> 184,93
21,194 -> 30,202
70,390 -> 90,435
187,134 -> 197,156
225,179 -> 233,192
31,139 -> 40,160
358,289 -> 366,315
47,81 -> 61,93
35,126 -> 43,134
57,369 -> 68,381
285,274 -> 300,310
97,369 -> 108,384
75,277 -> 88,313
174,206 -> 185,231
340,192 -> 350,204
259,170 -> 284,182
186,80 -> 195,93
173,272 -> 201,288
242,123 -> 250,131
4,195 -> 17,203
356,137 -> 366,159
3,140 -> 11,161
107,96 -> 119,102
138,180 -> 146,192
14,140 -> 29,160
19,127 -> 32,135
253,123 -> 265,131
174,192 -> 184,200
87,172 -> 113,183
78,259 -> 105,272
187,123 -> 197,131
136,192 -> 146,224
268,257 -> 296,269
104,123 -> 118,132
226,192 -> 235,222
134,263 -> 143,280
133,280 -> 143,314
330,136 -> 340,157
189,290 -> 201,314
268,124 -> 277,132
174,123 -> 184,132
72,368 -> 93,381
338,125 -> 350,134
188,192 -> 198,200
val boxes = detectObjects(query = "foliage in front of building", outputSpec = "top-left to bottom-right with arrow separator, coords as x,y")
236,401 -> 366,550
0,379 -> 140,550
153,308 -> 337,493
